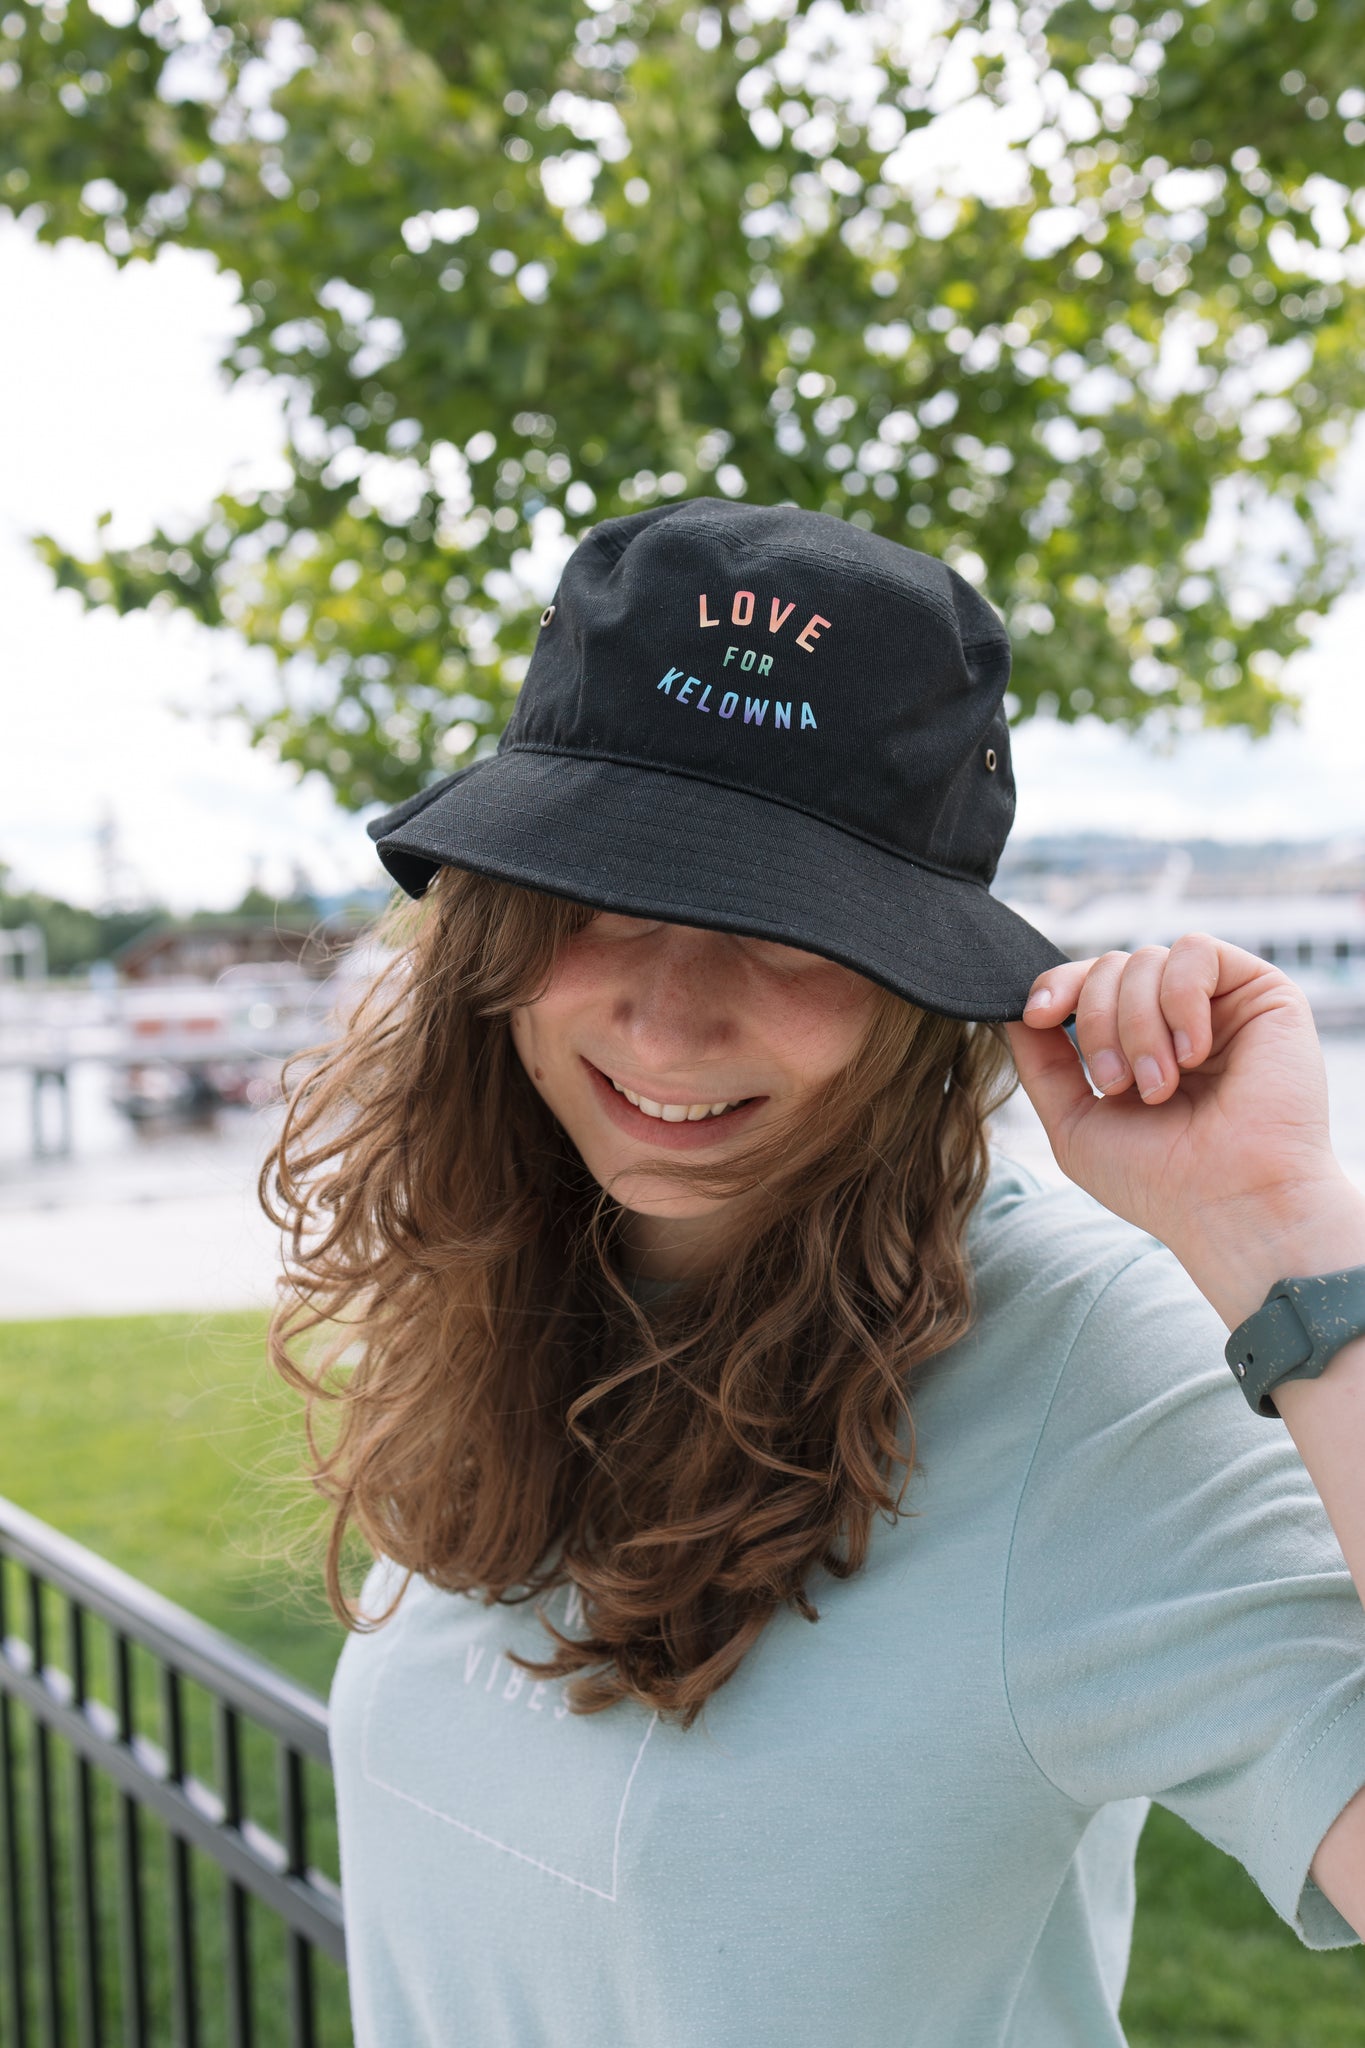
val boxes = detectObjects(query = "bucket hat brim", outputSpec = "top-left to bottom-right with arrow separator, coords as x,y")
368,751 -> 1075,1025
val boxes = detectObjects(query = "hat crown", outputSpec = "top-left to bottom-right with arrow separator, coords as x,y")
504,498 -> 1015,885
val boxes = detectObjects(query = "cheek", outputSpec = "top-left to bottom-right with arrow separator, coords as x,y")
509,1004 -> 552,1087
536,937 -> 617,1011
776,970 -> 878,1083
515,935 -> 627,1061
510,974 -> 590,1088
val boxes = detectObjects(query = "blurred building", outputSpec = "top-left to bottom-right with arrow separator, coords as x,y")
113,917 -> 362,984
998,836 -> 1365,1028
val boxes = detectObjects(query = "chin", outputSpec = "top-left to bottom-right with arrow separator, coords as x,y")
606,1177 -> 723,1220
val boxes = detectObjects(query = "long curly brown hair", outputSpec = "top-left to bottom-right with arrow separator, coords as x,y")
260,864 -> 1020,1730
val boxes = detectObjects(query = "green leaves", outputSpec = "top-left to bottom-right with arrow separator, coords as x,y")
5,0 -> 1364,811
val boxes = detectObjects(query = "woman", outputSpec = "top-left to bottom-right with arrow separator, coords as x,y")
263,498 -> 1365,2045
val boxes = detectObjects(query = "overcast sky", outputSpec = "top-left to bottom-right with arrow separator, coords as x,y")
3,212 -> 1364,915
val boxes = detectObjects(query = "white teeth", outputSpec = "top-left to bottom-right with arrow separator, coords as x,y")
608,1076 -> 740,1120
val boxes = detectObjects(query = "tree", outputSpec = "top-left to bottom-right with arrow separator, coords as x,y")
3,0 -> 1363,813
0,863 -> 170,973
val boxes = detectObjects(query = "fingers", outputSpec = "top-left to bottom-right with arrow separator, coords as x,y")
1024,934 -> 1223,1101
1075,951 -> 1140,1095
1153,933 -> 1220,1070
1114,947 -> 1181,1100
1003,1000 -> 1099,1139
1024,959 -> 1109,1027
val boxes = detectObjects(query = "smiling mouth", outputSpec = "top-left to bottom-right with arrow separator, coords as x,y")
596,1066 -> 761,1123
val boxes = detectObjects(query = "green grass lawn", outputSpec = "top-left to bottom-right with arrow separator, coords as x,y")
0,1310 -> 344,1699
1,1311 -> 1363,2046
0,1311 -> 355,2045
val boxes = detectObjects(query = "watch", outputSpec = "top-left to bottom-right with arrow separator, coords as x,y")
1224,1264 -> 1365,1418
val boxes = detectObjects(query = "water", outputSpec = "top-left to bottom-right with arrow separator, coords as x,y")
1,1035 -> 1363,1321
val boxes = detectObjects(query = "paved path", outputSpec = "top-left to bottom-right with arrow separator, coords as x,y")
0,1180 -> 283,1318
0,1110 -> 288,1318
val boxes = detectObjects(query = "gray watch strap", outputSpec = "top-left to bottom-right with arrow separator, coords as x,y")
1225,1265 -> 1365,1418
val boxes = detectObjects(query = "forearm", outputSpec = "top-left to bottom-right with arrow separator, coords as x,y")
1273,1334 -> 1365,1612
1171,1174 -> 1365,1613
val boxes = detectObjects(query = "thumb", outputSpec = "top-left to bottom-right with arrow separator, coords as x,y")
1003,1015 -> 1096,1140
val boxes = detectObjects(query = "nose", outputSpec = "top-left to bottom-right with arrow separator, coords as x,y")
609,923 -> 742,1065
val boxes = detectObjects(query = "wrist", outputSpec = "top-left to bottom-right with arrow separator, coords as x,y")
1169,1172 -> 1365,1334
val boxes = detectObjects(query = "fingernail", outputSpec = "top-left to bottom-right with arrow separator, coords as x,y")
1091,1049 -> 1125,1089
1135,1056 -> 1164,1098
1024,988 -> 1053,1012
1173,1030 -> 1193,1063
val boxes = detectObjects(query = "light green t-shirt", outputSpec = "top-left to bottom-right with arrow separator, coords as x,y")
327,1151 -> 1365,2046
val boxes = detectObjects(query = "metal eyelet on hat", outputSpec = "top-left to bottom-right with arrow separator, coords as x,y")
985,747 -> 997,771
540,604 -> 555,627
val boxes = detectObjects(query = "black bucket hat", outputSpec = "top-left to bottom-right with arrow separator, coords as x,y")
367,497 -> 1073,1023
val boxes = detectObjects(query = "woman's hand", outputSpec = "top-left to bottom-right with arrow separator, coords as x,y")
1002,934 -> 1345,1256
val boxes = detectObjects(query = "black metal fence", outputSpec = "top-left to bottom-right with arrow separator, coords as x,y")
0,1496 -> 349,2046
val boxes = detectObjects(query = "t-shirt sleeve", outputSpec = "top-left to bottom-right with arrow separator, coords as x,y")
1002,1238 -> 1365,1949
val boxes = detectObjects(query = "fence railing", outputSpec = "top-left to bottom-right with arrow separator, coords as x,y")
0,1496 -> 348,2046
